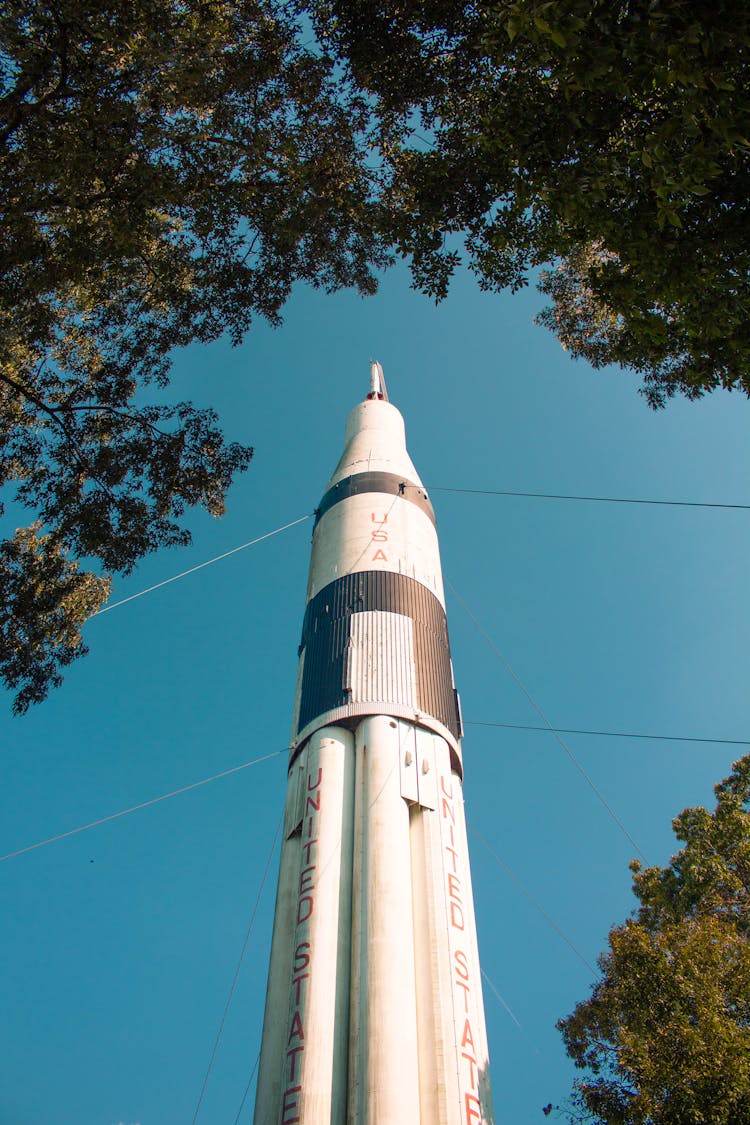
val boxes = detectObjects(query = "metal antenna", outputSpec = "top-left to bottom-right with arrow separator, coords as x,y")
369,360 -> 389,401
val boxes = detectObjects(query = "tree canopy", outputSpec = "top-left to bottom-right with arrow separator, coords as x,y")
4,0 -> 750,710
316,0 -> 750,406
558,756 -> 750,1124
0,0 -> 390,711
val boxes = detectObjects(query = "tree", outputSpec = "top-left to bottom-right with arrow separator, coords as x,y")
316,0 -> 750,406
557,756 -> 750,1125
7,1 -> 750,711
0,0 -> 390,711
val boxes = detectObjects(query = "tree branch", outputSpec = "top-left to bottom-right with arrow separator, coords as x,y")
0,21 -> 71,146
58,403 -> 169,439
0,370 -> 119,504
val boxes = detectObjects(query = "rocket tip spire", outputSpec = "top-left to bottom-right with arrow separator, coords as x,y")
368,360 -> 389,402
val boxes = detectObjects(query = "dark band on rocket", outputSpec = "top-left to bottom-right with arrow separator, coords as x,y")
297,570 -> 461,740
314,472 -> 435,528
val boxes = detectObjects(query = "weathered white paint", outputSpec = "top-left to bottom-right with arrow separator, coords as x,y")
254,751 -> 306,1124
254,373 -> 493,1124
293,702 -> 462,775
450,771 -> 494,1120
306,492 -> 444,605
307,394 -> 443,601
352,715 -> 421,1123
327,398 -> 419,490
287,727 -> 355,1122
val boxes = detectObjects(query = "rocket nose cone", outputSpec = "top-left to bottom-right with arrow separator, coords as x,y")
327,396 -> 423,489
343,396 -> 405,448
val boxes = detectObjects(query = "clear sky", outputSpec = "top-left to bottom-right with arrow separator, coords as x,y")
1,261 -> 749,1125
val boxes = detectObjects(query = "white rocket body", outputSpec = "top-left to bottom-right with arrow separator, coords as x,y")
254,369 -> 494,1125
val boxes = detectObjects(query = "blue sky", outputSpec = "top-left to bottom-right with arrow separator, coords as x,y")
1,261 -> 749,1125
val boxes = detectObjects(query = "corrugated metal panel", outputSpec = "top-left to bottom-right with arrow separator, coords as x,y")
349,611 -> 417,706
315,471 -> 435,527
297,571 -> 460,739
297,614 -> 349,732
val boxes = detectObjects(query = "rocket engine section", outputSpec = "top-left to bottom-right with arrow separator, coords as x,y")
254,366 -> 494,1125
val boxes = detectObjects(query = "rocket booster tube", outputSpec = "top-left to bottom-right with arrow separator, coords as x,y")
290,391 -> 463,772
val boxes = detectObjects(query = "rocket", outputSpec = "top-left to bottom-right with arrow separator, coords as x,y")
254,365 -> 494,1125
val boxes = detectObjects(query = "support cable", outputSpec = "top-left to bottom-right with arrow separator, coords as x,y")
479,967 -> 542,1056
232,1050 -> 261,1125
0,750 -> 285,863
86,483 -> 750,624
191,811 -> 283,1125
447,579 -> 648,864
429,485 -> 750,511
469,823 -> 598,977
480,966 -> 523,1028
10,717 -> 741,868
95,514 -> 312,616
467,720 -> 750,748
